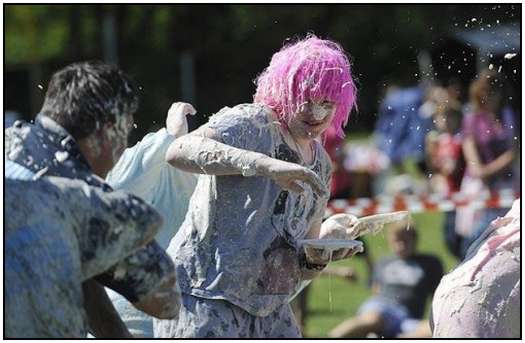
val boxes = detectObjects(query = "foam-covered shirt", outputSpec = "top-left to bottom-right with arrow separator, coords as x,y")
167,103 -> 332,316
431,199 -> 520,338
5,115 -> 174,304
4,176 -> 162,338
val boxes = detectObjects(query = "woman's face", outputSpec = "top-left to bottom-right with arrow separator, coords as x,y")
288,100 -> 336,141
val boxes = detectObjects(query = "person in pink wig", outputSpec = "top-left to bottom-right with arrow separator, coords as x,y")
154,35 -> 360,338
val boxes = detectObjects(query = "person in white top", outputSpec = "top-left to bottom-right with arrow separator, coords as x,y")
105,102 -> 198,337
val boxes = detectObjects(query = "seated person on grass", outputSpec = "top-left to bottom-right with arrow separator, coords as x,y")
329,220 -> 443,338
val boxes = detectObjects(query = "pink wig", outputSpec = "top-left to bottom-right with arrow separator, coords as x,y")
253,35 -> 357,138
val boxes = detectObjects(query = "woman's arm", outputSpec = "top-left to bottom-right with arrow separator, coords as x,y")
165,127 -> 328,196
463,135 -> 514,179
481,150 -> 514,178
462,135 -> 484,178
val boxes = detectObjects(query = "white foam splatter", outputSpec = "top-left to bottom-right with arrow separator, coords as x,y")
32,167 -> 49,180
113,265 -> 127,279
504,53 -> 517,60
55,151 -> 69,163
244,195 -> 252,208
61,136 -> 74,147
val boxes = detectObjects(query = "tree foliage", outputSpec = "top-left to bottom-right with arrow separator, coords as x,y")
5,4 -> 520,138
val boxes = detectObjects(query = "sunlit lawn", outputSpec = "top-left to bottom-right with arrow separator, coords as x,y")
303,211 -> 459,338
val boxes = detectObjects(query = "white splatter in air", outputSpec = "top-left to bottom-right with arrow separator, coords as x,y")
113,264 -> 127,279
504,53 -> 517,60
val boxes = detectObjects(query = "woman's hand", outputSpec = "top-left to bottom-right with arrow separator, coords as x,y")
256,157 -> 328,197
304,213 -> 362,265
319,213 -> 360,239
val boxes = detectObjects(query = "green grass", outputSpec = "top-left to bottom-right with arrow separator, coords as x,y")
303,212 -> 459,338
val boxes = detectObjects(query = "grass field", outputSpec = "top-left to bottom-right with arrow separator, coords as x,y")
302,211 -> 459,338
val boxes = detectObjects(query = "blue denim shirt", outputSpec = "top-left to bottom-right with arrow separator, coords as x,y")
5,115 -> 174,303
5,175 -> 163,337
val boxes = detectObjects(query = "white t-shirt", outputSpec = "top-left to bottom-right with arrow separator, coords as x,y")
105,128 -> 197,337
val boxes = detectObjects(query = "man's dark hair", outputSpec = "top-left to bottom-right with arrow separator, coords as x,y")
390,220 -> 418,244
40,61 -> 139,140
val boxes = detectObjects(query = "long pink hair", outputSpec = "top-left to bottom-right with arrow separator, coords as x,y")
253,35 -> 357,138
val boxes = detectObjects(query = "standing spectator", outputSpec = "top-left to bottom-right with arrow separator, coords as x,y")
329,221 -> 443,338
375,85 -> 430,170
456,70 -> 516,258
424,86 -> 465,258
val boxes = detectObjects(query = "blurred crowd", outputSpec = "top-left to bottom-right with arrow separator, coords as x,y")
310,68 -> 520,338
325,68 -> 519,259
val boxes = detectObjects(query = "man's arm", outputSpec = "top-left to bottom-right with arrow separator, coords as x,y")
131,274 -> 179,319
481,150 -> 514,178
83,280 -> 133,338
463,135 -> 514,179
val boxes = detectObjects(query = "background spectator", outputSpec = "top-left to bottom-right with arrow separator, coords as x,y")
424,86 -> 466,258
455,69 -> 517,259
328,221 -> 443,338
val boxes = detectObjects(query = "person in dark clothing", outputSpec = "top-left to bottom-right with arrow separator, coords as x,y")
329,220 -> 443,338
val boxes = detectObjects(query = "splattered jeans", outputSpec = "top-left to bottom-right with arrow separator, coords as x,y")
155,293 -> 301,338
